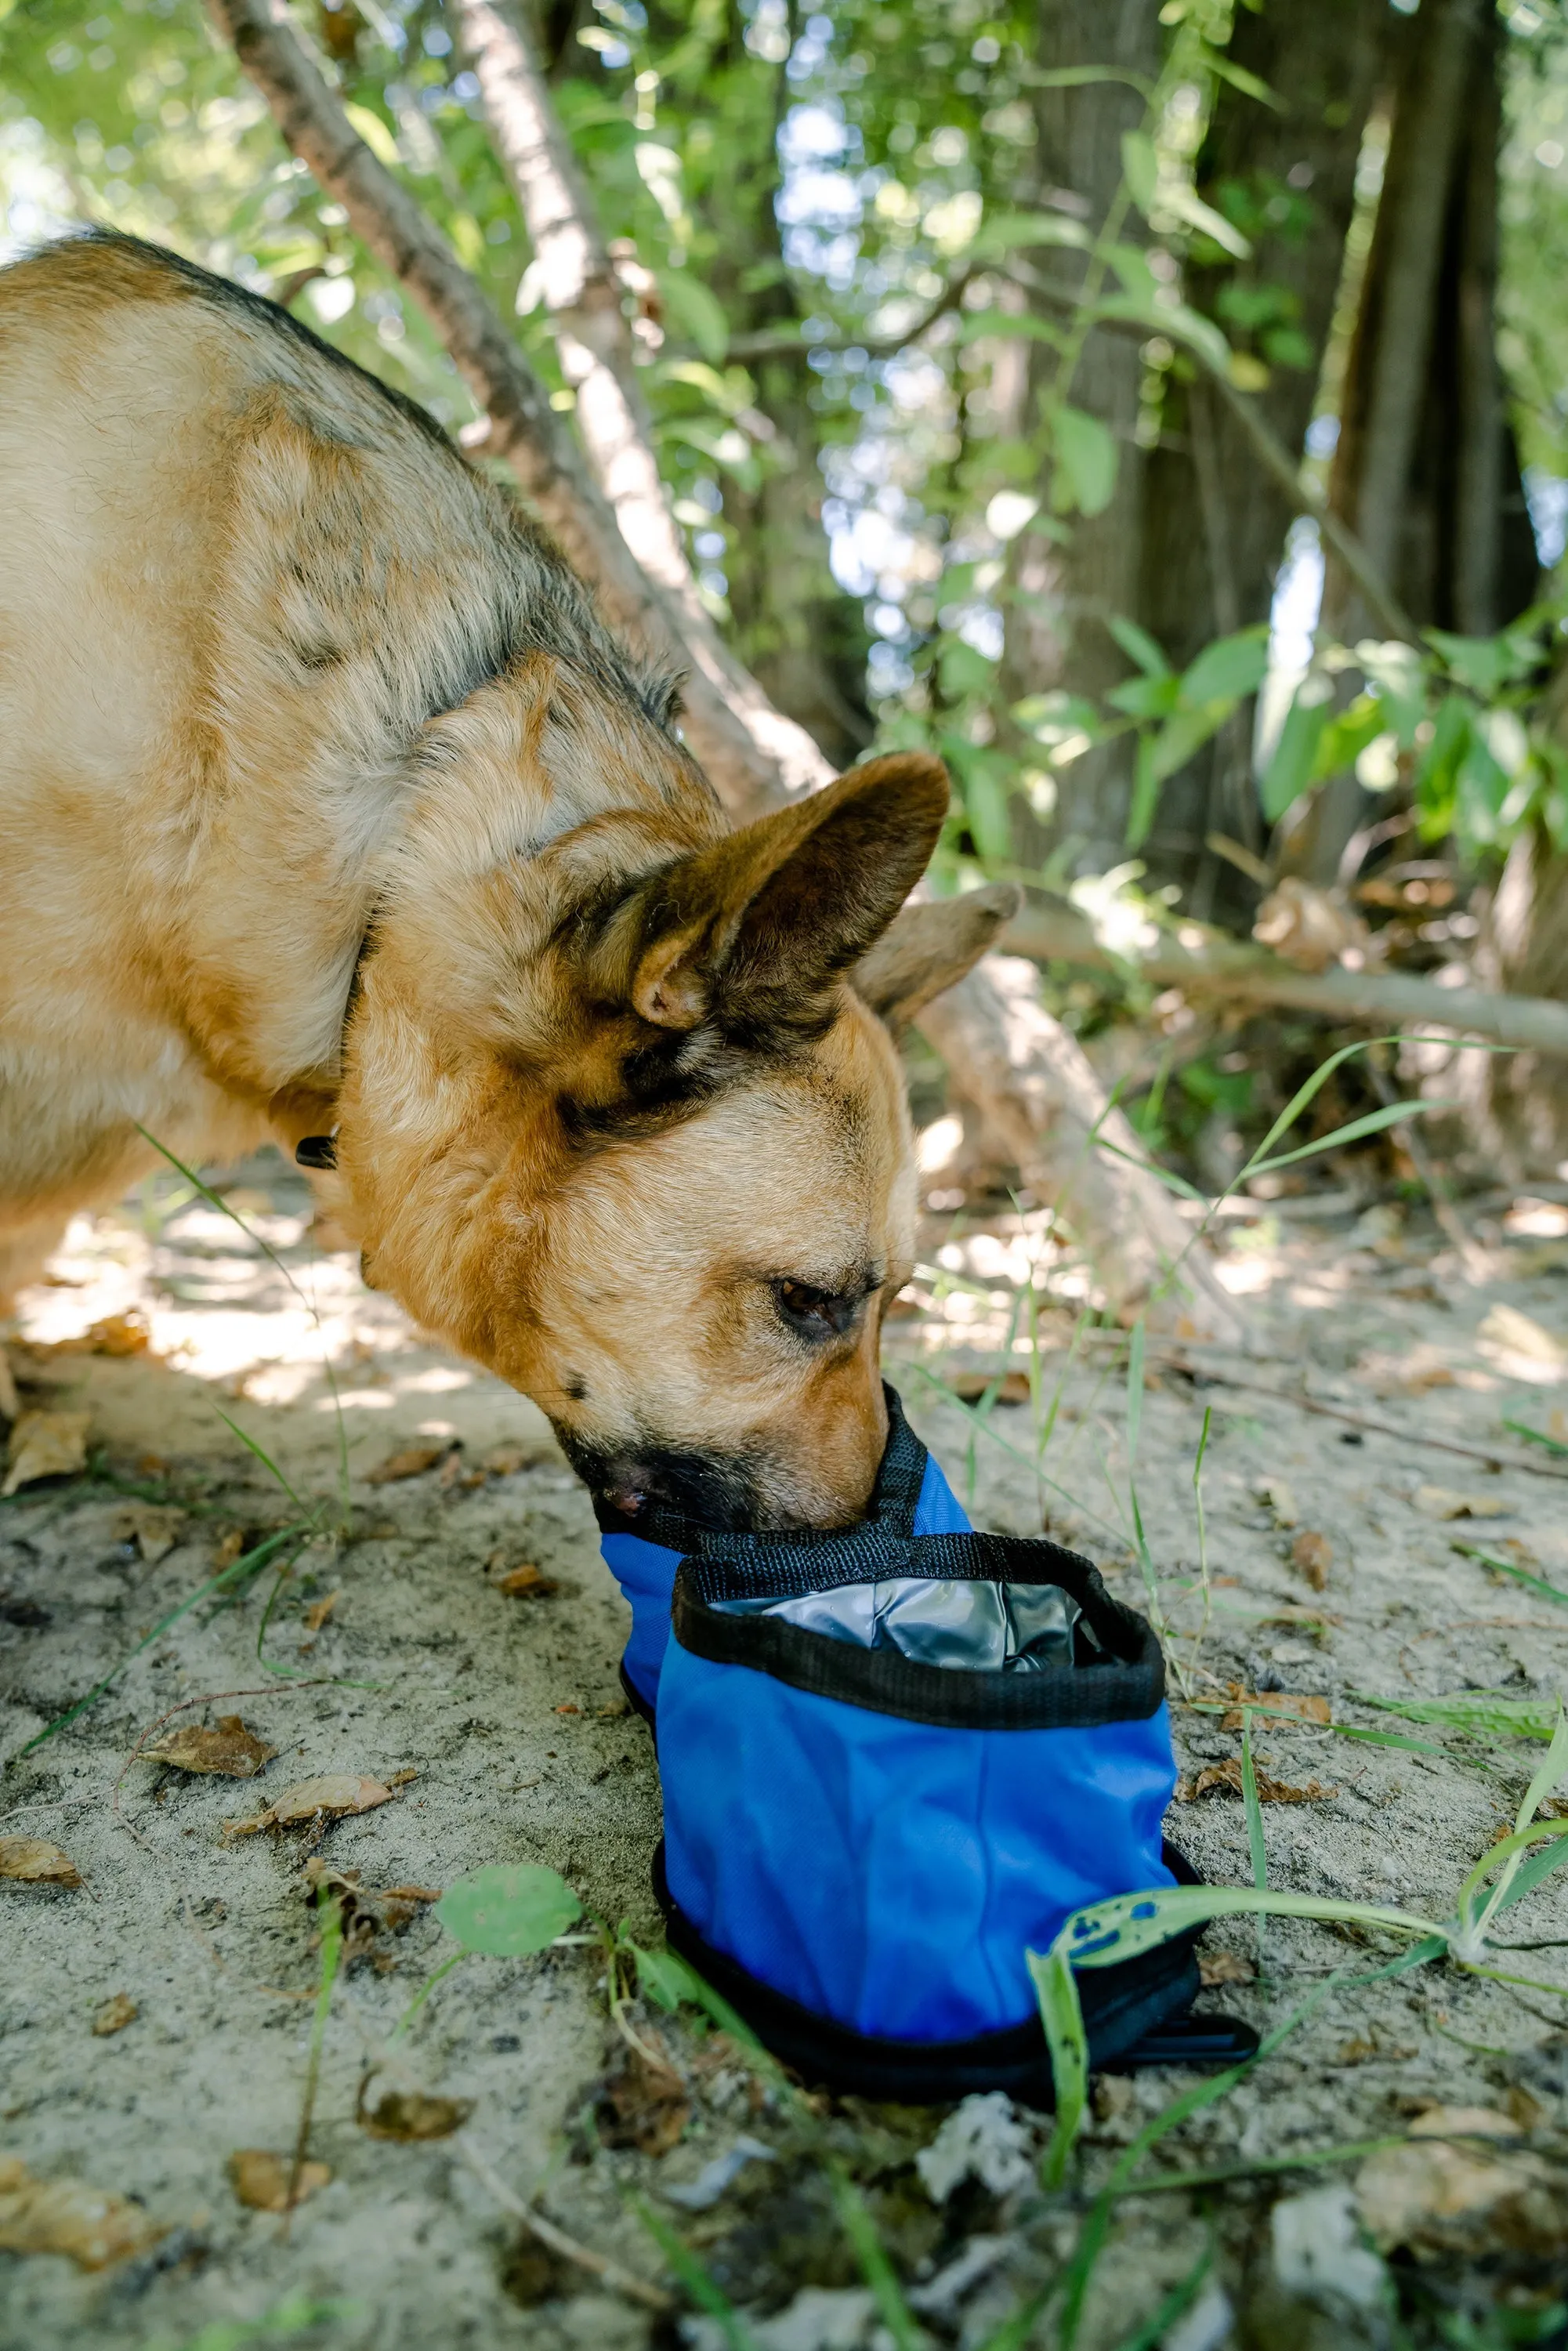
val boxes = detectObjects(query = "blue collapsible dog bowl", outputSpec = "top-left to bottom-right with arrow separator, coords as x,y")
598,1386 -> 1255,2102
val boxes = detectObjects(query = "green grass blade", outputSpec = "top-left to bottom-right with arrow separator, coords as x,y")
1240,1709 -> 1269,1969
213,1408 -> 311,1515
1028,1942 -> 1088,2186
1110,2244 -> 1211,2351
1052,1885 -> 1444,1972
1495,1828 -> 1568,1917
1111,2135 -> 1403,2200
1124,1319 -> 1145,1469
1244,1099 -> 1454,1180
1455,1817 -> 1568,1944
1454,1541 -> 1568,1607
12,1522 -> 310,1759
905,1361 -> 1124,1545
1478,1708 -> 1568,1933
826,2164 -> 922,2351
634,2198 -> 759,2351
1504,1416 -> 1568,1458
1351,1689 -> 1561,1742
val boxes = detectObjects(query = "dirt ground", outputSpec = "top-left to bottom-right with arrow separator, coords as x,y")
4,1147 -> 1568,2351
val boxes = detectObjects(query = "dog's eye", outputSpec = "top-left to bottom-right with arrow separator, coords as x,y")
773,1278 -> 863,1339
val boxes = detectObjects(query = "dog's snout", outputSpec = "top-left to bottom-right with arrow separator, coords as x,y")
558,1433 -> 765,1531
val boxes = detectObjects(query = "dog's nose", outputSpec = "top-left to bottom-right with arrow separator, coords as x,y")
598,1447 -> 761,1531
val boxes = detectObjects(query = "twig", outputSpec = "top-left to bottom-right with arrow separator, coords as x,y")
725,267 -> 978,363
461,2145 -> 673,2312
1154,1350 -> 1568,1480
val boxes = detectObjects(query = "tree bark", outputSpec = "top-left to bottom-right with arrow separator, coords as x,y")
1001,0 -> 1164,878
1135,0 -> 1392,897
210,0 -> 1247,1337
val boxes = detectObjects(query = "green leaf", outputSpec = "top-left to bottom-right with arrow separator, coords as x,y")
1104,244 -> 1161,306
1052,404 -> 1118,517
1259,680 -> 1334,822
433,1864 -> 582,1955
658,266 -> 730,364
1092,293 -> 1233,376
970,208 -> 1092,259
1244,1098 -> 1454,1179
1147,703 -> 1228,784
1208,56 -> 1284,107
1454,1539 -> 1568,1607
1107,614 -> 1171,679
1352,1690 -> 1563,1743
1027,1943 -> 1088,2186
1163,183 -> 1251,259
344,101 -> 400,168
1425,628 -> 1535,697
1056,1885 -> 1442,1975
630,1940 -> 705,2012
1179,627 -> 1269,707
1120,130 -> 1159,214
1124,734 -> 1160,851
1107,673 -> 1181,720
1502,1418 -> 1568,1459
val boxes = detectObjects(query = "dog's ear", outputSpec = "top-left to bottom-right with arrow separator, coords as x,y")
851,882 -> 1022,1031
606,752 -> 951,1036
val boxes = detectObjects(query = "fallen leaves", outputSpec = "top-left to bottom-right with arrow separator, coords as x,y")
1176,1758 -> 1337,1805
1356,2138 -> 1568,2258
302,1591 -> 339,1632
1478,1302 -> 1565,1371
91,1994 -> 138,2038
0,2155 -> 163,2268
1217,1690 -> 1332,1733
356,2081 -> 473,2142
1254,1476 -> 1298,1529
1197,1949 -> 1255,1987
484,1551 -> 559,1599
596,2043 -> 690,2156
1414,1484 -> 1510,1522
1291,1529 -> 1333,1589
0,1836 -> 81,1887
226,1775 -> 393,1837
2,1408 -> 90,1495
108,1502 -> 186,1564
303,1859 -> 440,1969
228,2150 -> 331,2213
366,1444 -> 447,1485
49,1311 -> 153,1359
944,1369 -> 1031,1405
146,1715 -> 277,1778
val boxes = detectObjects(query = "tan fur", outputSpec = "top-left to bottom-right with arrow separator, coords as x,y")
0,235 -> 1011,1525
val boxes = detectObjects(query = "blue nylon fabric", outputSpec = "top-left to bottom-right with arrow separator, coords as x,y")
658,1646 -> 1179,2041
600,1434 -> 972,1712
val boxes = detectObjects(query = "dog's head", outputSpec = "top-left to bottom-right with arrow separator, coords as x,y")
334,666 -> 1014,1528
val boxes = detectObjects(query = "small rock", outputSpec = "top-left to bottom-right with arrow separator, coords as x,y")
91,1994 -> 138,2038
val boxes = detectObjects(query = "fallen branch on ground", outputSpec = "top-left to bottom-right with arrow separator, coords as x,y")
1002,902 -> 1568,1058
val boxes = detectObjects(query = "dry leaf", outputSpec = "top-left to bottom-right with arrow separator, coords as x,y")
1198,1950 -> 1255,1987
365,1444 -> 445,1485
55,1312 -> 152,1360
0,2157 -> 164,2268
1407,2104 -> 1523,2142
2,1409 -> 90,1496
1478,1303 -> 1565,1368
496,1564 -> 558,1599
228,2150 -> 331,2212
945,1369 -> 1031,1405
212,1527 -> 246,1570
146,1715 -> 277,1779
1291,1529 -> 1333,1589
1175,1758 -> 1336,1806
1254,1476 -> 1298,1529
0,1348 -> 18,1424
1414,1485 -> 1509,1522
387,1768 -> 418,1788
596,2045 -> 690,2156
91,1994 -> 138,2038
226,1774 -> 393,1837
356,2082 -> 473,2142
1335,2034 -> 1417,2067
0,1836 -> 81,1887
302,1860 -> 439,1965
108,1503 -> 186,1564
482,1444 -> 529,1476
1356,2140 -> 1568,2257
302,1591 -> 339,1632
1253,877 -> 1367,972
1218,1689 -> 1331,1733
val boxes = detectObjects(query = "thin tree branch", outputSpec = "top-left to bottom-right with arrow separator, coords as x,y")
726,266 -> 979,363
449,0 -> 828,796
207,0 -> 824,806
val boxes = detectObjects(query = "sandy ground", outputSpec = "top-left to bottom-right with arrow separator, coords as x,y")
3,1149 -> 1568,2350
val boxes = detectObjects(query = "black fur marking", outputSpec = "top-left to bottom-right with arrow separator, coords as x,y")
556,1431 -> 766,1532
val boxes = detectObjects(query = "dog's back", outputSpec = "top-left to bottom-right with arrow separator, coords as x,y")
0,233 -> 696,1259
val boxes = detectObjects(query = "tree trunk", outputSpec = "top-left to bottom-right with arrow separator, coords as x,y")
1135,0 -> 1392,905
1001,0 -> 1164,878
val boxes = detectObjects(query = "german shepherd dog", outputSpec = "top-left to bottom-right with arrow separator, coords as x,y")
0,234 -> 1013,1528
